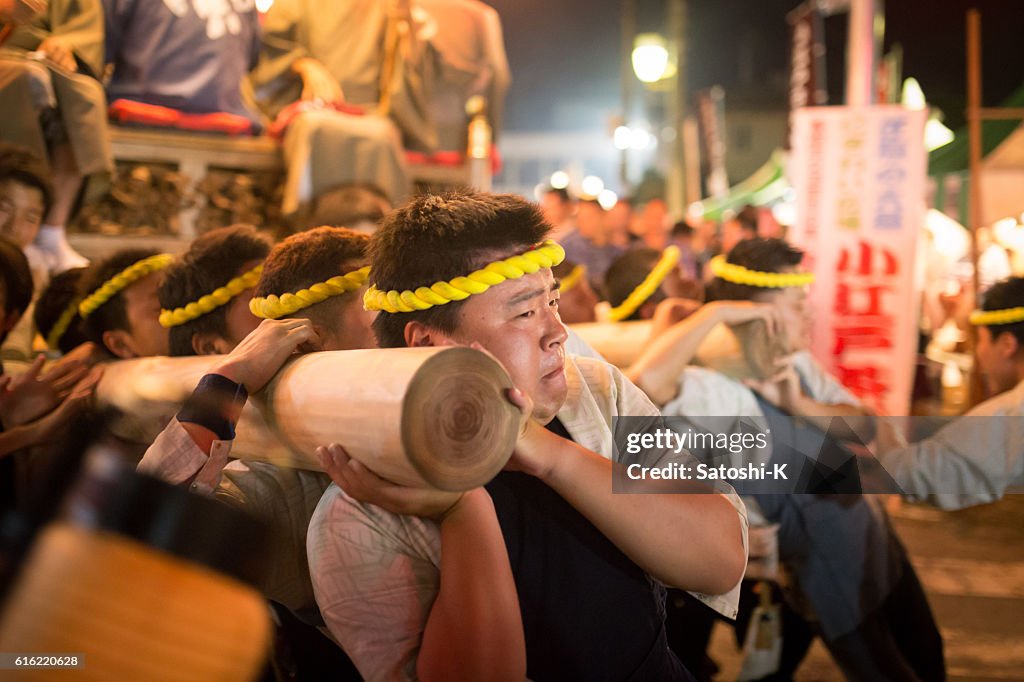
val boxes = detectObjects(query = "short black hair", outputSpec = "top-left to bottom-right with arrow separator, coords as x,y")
980,276 -> 1024,350
705,238 -> 804,303
80,248 -> 161,344
0,234 -> 33,327
158,225 -> 273,356
552,258 -> 581,281
736,205 -> 759,234
254,226 -> 370,329
671,220 -> 694,238
34,266 -> 89,354
604,248 -> 665,320
301,182 -> 392,232
371,191 -> 550,347
0,143 -> 53,215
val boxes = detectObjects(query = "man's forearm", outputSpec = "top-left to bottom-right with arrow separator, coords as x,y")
418,489 -> 525,682
539,438 -> 746,594
628,305 -> 723,406
0,422 -> 38,457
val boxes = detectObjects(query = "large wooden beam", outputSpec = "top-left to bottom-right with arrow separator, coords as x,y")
97,347 -> 520,491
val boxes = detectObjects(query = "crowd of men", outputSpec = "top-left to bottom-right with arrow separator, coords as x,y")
3,144 -> 1023,679
2,1 -> 1023,681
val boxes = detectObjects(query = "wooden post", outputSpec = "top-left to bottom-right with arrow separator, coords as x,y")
620,0 -> 637,188
682,115 -> 702,207
466,96 -> 493,191
845,0 -> 883,106
966,9 -> 984,406
665,0 -> 688,216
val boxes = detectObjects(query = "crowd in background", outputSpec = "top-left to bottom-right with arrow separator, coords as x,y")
1,1 -> 1023,681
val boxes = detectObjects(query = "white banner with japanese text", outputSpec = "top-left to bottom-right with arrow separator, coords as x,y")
789,106 -> 927,416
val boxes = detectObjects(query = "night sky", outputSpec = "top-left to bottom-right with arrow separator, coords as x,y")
486,0 -> 1024,133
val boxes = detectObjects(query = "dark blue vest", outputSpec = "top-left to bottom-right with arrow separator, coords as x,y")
485,418 -> 693,681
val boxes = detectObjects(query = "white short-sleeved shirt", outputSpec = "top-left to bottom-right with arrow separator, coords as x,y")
307,355 -> 748,682
877,379 -> 1024,509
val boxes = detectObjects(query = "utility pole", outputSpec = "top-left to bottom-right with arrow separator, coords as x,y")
845,0 -> 883,105
666,0 -> 688,215
620,0 -> 637,189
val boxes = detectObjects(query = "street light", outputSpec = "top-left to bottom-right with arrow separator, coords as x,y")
549,171 -> 570,189
632,34 -> 669,84
613,125 -> 656,151
613,126 -> 632,150
597,189 -> 619,210
582,176 -> 605,196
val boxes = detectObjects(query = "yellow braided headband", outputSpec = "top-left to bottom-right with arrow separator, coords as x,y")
970,306 -> 1024,326
709,254 -> 815,288
160,264 -> 264,328
607,246 -> 681,322
46,298 -> 83,350
364,240 -> 566,314
249,266 -> 371,320
78,254 -> 175,319
558,264 -> 586,293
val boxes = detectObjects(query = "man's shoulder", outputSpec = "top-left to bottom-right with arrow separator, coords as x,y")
565,355 -> 660,419
966,378 -> 1024,417
567,354 -> 620,400
309,484 -> 441,562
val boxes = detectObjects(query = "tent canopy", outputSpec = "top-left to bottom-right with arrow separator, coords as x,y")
928,82 -> 1024,175
689,150 -> 787,221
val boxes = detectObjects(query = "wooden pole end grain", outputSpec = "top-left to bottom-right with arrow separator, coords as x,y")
402,346 -> 520,491
262,347 -> 520,491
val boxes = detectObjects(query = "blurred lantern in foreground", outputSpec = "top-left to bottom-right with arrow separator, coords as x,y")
0,436 -> 271,681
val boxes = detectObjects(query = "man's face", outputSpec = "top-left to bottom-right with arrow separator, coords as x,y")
452,267 -> 568,423
557,277 -> 598,325
540,193 -> 571,227
119,272 -> 170,357
768,285 -> 811,353
606,202 -> 632,234
223,291 -> 261,349
576,203 -> 606,240
321,290 -> 378,351
721,219 -> 745,254
220,260 -> 265,349
976,326 -> 1018,395
0,181 -> 45,248
661,264 -> 702,301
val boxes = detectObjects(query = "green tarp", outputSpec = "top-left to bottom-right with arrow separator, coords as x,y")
691,149 -> 787,221
928,82 -> 1024,175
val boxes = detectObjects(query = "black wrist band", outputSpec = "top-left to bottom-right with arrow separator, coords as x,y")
177,374 -> 249,441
